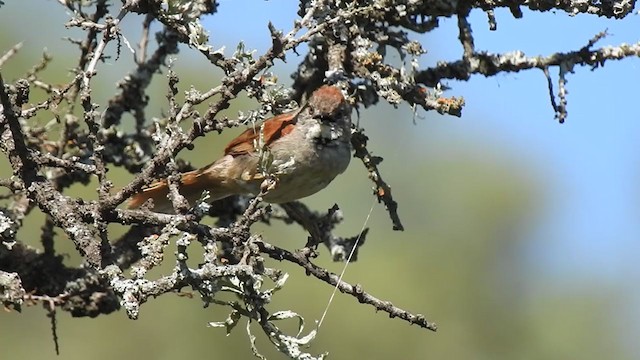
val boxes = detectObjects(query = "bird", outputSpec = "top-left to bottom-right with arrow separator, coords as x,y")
128,85 -> 352,213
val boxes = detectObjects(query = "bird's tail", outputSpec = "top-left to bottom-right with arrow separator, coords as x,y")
127,167 -> 226,213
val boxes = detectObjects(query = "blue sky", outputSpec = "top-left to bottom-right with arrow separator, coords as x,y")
440,10 -> 640,282
432,10 -> 640,276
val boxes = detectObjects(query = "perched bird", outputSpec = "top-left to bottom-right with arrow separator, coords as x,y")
128,85 -> 352,212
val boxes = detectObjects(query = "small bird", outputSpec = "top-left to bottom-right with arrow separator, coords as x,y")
128,85 -> 352,212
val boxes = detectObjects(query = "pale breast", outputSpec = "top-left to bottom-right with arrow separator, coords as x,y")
260,119 -> 351,203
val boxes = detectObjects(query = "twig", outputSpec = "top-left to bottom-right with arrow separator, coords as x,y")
543,67 -> 559,118
351,129 -> 404,231
0,43 -> 23,68
33,152 -> 97,174
81,9 -> 128,94
137,14 -> 154,64
415,39 -> 640,87
256,240 -> 437,331
486,9 -> 497,30
556,63 -> 568,123
44,298 -> 60,355
457,11 -> 475,60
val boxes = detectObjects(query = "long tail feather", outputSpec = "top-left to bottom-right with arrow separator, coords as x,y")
127,168 -> 220,212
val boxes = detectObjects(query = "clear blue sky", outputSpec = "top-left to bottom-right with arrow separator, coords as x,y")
208,0 -> 640,344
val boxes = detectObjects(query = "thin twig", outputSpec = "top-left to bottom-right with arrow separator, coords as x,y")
256,240 -> 437,331
351,129 -> 404,231
415,39 -> 640,86
0,43 -> 23,68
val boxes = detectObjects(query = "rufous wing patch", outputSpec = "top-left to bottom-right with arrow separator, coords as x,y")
224,112 -> 297,157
